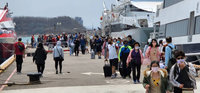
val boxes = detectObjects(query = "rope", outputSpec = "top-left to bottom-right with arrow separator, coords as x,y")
0,43 -> 14,53
188,59 -> 200,63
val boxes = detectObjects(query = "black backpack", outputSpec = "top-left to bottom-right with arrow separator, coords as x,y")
167,46 -> 178,71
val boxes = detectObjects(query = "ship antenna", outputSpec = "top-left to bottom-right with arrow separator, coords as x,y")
4,3 -> 8,10
6,3 -> 8,7
103,1 -> 107,11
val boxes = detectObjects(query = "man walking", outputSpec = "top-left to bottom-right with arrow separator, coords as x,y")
14,38 -> 25,74
165,36 -> 175,72
74,38 -> 80,56
127,35 -> 136,48
106,38 -> 118,79
118,40 -> 132,79
95,36 -> 102,59
80,36 -> 87,54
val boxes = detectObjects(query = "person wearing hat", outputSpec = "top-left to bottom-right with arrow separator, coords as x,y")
127,42 -> 144,84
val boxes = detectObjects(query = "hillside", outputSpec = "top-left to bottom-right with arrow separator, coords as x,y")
13,16 -> 86,35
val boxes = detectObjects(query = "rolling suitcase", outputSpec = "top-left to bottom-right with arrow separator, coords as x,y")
118,62 -> 124,77
91,49 -> 95,59
103,60 -> 112,77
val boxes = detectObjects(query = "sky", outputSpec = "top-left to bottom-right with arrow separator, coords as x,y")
0,0 -> 162,28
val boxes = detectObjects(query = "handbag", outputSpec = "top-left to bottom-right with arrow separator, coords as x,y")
56,47 -> 64,61
70,42 -> 75,47
143,58 -> 151,65
182,88 -> 194,93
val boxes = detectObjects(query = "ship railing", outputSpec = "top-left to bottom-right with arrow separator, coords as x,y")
27,41 -> 69,49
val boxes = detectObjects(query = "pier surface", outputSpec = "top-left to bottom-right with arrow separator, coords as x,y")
0,48 -> 200,93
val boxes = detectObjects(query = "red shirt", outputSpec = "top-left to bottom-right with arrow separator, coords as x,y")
32,35 -> 34,40
44,35 -> 47,40
14,42 -> 25,55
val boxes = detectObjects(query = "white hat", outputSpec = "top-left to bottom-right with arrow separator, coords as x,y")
148,39 -> 152,43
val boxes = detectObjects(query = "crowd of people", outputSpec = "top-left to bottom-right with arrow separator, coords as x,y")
100,35 -> 197,93
14,33 -> 198,93
31,33 -> 88,56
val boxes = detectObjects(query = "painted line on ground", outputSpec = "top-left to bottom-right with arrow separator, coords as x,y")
0,68 -> 16,91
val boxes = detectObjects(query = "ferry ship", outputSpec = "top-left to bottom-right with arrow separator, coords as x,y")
0,3 -> 17,64
100,0 -> 162,45
154,0 -> 200,63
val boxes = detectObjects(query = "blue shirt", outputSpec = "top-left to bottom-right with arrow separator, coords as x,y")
80,39 -> 86,46
165,43 -> 175,67
118,45 -> 132,61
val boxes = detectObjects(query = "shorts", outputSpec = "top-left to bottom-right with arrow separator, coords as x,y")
96,46 -> 102,52
109,58 -> 118,67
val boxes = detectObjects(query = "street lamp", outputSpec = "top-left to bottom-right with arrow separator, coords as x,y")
54,22 -> 62,33
57,22 -> 61,25
73,28 -> 78,33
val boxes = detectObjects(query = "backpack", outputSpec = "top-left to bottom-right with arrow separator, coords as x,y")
120,46 -> 130,61
167,45 -> 178,71
18,43 -> 25,52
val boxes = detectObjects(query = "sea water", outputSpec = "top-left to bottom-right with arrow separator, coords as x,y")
21,36 -> 38,44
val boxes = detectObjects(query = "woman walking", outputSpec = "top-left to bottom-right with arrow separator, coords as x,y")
127,42 -> 144,84
33,43 -> 47,75
74,38 -> 80,56
145,39 -> 160,65
143,61 -> 170,93
53,41 -> 64,74
68,37 -> 75,56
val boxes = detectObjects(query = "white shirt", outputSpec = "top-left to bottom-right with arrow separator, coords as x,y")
159,45 -> 163,53
108,43 -> 118,59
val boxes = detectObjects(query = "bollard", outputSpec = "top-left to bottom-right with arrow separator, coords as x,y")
31,53 -> 35,56
27,53 -> 31,57
27,73 -> 42,84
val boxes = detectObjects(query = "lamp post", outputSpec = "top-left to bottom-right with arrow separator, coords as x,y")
54,22 -> 62,33
73,28 -> 78,34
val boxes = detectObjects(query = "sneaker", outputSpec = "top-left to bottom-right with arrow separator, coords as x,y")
16,72 -> 21,74
111,74 -> 116,79
114,73 -> 117,77
56,71 -> 58,74
137,80 -> 140,83
133,80 -> 137,84
122,76 -> 126,79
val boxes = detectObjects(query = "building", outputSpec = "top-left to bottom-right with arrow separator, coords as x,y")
75,17 -> 83,26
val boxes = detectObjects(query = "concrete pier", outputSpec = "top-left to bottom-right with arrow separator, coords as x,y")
0,48 -> 200,93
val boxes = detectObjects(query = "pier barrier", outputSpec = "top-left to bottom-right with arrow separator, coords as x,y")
0,55 -> 15,74
47,49 -> 69,53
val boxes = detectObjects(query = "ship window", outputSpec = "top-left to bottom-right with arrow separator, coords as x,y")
0,29 -> 3,35
164,0 -> 184,8
166,19 -> 189,37
195,16 -> 200,34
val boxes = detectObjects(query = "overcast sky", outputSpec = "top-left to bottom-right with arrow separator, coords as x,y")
0,0 -> 162,28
